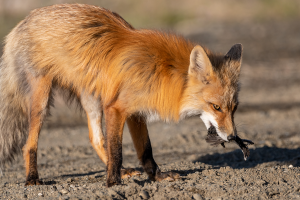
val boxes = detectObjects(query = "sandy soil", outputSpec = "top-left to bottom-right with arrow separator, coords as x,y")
1,18 -> 300,199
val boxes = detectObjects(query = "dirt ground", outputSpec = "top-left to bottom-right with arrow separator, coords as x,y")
1,7 -> 300,200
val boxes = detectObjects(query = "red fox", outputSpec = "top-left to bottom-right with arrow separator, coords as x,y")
0,4 -> 243,187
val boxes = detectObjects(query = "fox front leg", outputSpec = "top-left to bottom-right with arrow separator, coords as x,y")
127,115 -> 180,182
104,106 -> 127,187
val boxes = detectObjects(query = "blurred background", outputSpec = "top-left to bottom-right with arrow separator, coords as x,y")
0,0 -> 300,149
1,0 -> 300,58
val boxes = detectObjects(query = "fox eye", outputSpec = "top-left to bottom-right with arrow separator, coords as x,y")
213,104 -> 221,111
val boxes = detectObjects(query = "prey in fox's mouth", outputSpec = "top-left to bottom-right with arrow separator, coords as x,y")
205,126 -> 254,161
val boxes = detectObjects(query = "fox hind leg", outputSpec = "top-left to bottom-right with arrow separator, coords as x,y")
80,92 -> 107,164
126,115 -> 180,182
80,92 -> 141,179
23,75 -> 53,186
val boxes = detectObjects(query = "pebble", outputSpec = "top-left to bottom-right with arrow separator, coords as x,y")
54,146 -> 61,152
289,165 -> 293,168
139,190 -> 150,199
56,185 -> 63,191
193,193 -> 203,200
264,141 -> 273,147
66,178 -> 73,183
152,186 -> 158,191
95,191 -> 104,196
61,189 -> 68,194
38,193 -> 44,197
256,179 -> 266,185
50,186 -> 57,191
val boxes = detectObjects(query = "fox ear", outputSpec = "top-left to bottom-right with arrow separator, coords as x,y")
225,44 -> 243,64
189,45 -> 212,84
224,43 -> 243,73
225,43 -> 242,61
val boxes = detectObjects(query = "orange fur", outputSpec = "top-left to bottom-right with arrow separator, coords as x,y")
0,4 -> 243,187
9,4 -> 194,121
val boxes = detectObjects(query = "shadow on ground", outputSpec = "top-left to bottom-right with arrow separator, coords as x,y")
194,146 -> 300,169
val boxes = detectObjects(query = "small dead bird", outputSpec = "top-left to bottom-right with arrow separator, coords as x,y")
205,126 -> 254,160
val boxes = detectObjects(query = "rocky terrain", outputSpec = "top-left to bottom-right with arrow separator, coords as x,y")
1,1 -> 300,199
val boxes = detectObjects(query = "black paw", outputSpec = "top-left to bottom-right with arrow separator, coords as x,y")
25,179 -> 43,186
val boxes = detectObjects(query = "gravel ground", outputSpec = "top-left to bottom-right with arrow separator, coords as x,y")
1,18 -> 300,199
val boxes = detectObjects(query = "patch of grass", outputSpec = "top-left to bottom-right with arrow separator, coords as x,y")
0,14 -> 24,56
256,0 -> 300,21
160,12 -> 192,27
0,13 -> 25,43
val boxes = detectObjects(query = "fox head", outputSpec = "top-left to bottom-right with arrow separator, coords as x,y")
183,44 -> 242,142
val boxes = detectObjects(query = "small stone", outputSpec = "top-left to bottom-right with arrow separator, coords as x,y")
193,193 -> 203,200
61,189 -> 68,194
56,185 -> 63,191
66,178 -> 73,183
256,179 -> 266,185
50,186 -> 57,191
95,191 -> 103,196
289,165 -> 293,168
264,141 -> 273,147
152,186 -> 158,191
38,193 -> 44,197
77,187 -> 83,190
54,146 -> 61,152
139,190 -> 150,199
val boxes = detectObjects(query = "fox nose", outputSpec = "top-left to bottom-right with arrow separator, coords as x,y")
227,135 -> 236,141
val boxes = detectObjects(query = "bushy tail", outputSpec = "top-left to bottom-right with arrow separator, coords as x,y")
0,58 -> 29,165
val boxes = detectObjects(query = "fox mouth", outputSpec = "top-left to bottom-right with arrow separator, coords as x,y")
205,126 -> 228,147
200,112 -> 229,141
205,125 -> 254,160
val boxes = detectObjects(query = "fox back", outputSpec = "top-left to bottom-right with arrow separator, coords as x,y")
4,4 -> 197,120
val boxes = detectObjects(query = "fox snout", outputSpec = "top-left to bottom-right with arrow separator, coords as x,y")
200,111 -> 233,142
206,125 -> 236,143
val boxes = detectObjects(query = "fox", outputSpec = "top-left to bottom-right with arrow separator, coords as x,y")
0,4 -> 243,187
